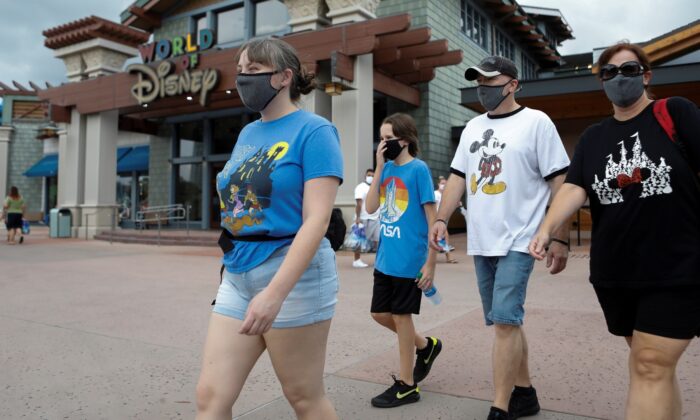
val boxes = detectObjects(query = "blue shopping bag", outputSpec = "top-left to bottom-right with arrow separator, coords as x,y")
21,219 -> 30,235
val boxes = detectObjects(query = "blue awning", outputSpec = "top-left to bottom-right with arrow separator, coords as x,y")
117,145 -> 149,174
24,154 -> 58,177
117,146 -> 131,161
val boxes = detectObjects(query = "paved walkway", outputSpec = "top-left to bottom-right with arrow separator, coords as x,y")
1,227 -> 698,419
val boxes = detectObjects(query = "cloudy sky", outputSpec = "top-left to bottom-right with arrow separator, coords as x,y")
0,0 -> 698,87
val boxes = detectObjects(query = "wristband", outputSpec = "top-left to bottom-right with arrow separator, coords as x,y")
435,219 -> 447,226
550,238 -> 569,247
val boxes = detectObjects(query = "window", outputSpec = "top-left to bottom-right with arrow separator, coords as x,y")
521,53 -> 537,80
216,7 -> 245,44
176,164 -> 202,221
255,0 -> 289,36
212,115 -> 252,156
461,0 -> 489,50
494,30 -> 515,60
178,121 -> 204,158
195,15 -> 208,34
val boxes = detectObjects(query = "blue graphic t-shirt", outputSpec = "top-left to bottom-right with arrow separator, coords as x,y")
375,158 -> 435,278
217,110 -> 343,273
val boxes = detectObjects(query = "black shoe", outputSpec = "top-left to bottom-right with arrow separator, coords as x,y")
370,375 -> 420,408
487,406 -> 512,420
19,236 -> 24,244
413,336 -> 442,383
508,386 -> 540,418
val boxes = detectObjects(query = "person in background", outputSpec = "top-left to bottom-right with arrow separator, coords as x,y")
3,186 -> 26,245
434,176 -> 457,263
353,168 -> 380,268
530,42 -> 700,420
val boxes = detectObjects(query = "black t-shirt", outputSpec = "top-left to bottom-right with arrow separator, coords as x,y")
566,97 -> 700,287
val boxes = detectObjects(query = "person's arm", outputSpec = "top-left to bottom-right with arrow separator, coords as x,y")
239,176 -> 340,335
544,174 -> 570,274
530,183 -> 587,263
365,140 -> 387,215
354,199 -> 362,225
430,174 -> 465,250
417,202 -> 438,290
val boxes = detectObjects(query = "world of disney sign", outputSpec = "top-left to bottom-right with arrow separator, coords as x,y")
127,29 -> 220,107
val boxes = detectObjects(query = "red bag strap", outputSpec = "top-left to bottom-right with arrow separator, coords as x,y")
653,98 -> 678,143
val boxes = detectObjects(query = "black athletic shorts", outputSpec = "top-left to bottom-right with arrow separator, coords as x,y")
594,285 -> 700,340
371,269 -> 422,315
5,213 -> 22,229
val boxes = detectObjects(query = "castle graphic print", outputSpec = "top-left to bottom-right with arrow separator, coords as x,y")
592,132 -> 672,205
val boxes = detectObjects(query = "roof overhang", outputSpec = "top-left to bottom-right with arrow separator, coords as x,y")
39,14 -> 463,119
460,63 -> 700,120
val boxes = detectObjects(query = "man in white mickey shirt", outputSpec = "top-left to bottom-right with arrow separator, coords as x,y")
430,56 -> 571,420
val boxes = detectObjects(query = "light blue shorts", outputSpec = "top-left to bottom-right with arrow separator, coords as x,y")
213,239 -> 339,328
473,251 -> 535,326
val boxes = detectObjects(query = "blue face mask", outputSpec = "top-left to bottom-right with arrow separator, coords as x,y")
236,71 -> 281,112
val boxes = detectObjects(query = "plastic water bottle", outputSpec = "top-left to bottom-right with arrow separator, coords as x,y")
423,286 -> 443,305
417,272 -> 442,305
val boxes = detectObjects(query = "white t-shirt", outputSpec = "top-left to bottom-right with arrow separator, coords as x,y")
451,107 -> 569,256
434,190 -> 442,210
354,182 -> 379,220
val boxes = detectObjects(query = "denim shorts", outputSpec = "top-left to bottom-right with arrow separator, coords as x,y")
473,251 -> 535,326
213,238 -> 339,328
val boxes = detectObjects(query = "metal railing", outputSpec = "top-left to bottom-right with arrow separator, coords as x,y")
135,203 -> 191,245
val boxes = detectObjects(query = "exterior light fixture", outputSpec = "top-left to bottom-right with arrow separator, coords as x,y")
142,103 -> 149,108
324,82 -> 344,96
225,90 -> 232,94
35,123 -> 59,140
186,96 -> 193,101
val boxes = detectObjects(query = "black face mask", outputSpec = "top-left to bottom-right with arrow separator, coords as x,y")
236,71 -> 281,112
383,139 -> 405,161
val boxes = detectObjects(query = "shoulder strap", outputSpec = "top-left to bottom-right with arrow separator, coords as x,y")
653,98 -> 678,143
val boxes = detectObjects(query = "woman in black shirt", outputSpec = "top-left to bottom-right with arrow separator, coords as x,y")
529,42 -> 700,419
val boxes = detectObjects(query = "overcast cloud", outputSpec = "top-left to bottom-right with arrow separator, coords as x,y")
0,0 -> 698,87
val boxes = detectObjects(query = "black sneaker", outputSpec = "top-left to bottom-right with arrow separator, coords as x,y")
487,406 -> 512,420
508,386 -> 540,418
370,375 -> 420,408
413,336 -> 442,383
19,236 -> 24,244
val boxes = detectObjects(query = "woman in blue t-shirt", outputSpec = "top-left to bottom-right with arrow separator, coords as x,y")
364,113 -> 442,408
195,38 -> 343,419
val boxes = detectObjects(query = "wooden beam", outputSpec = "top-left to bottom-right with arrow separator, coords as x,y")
507,16 -> 528,24
524,33 -> 544,40
50,105 -> 71,123
373,48 -> 401,66
514,25 -> 536,32
378,58 -> 420,75
128,5 -> 162,29
399,40 -> 448,60
374,70 -> 420,107
417,50 -> 463,69
376,28 -> 431,49
331,51 -> 355,81
13,81 -> 30,91
494,4 -> 518,13
0,81 -> 13,91
396,68 -> 436,85
118,116 -> 159,135
644,24 -> 700,63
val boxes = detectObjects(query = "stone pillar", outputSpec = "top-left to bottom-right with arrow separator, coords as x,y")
284,0 -> 330,32
0,126 -> 14,201
57,111 -> 86,236
79,110 -> 119,239
331,53 -> 373,223
325,0 -> 380,24
54,39 -> 140,81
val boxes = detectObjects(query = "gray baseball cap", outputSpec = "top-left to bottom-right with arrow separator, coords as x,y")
465,56 -> 518,81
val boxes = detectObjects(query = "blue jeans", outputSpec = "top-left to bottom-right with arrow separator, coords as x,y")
213,238 -> 338,328
473,251 -> 535,326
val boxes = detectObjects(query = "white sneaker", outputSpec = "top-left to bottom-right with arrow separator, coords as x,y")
353,259 -> 369,268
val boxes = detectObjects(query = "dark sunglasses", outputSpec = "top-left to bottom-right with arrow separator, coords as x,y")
599,61 -> 646,81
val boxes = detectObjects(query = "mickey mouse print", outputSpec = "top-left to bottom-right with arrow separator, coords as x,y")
469,129 -> 507,195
